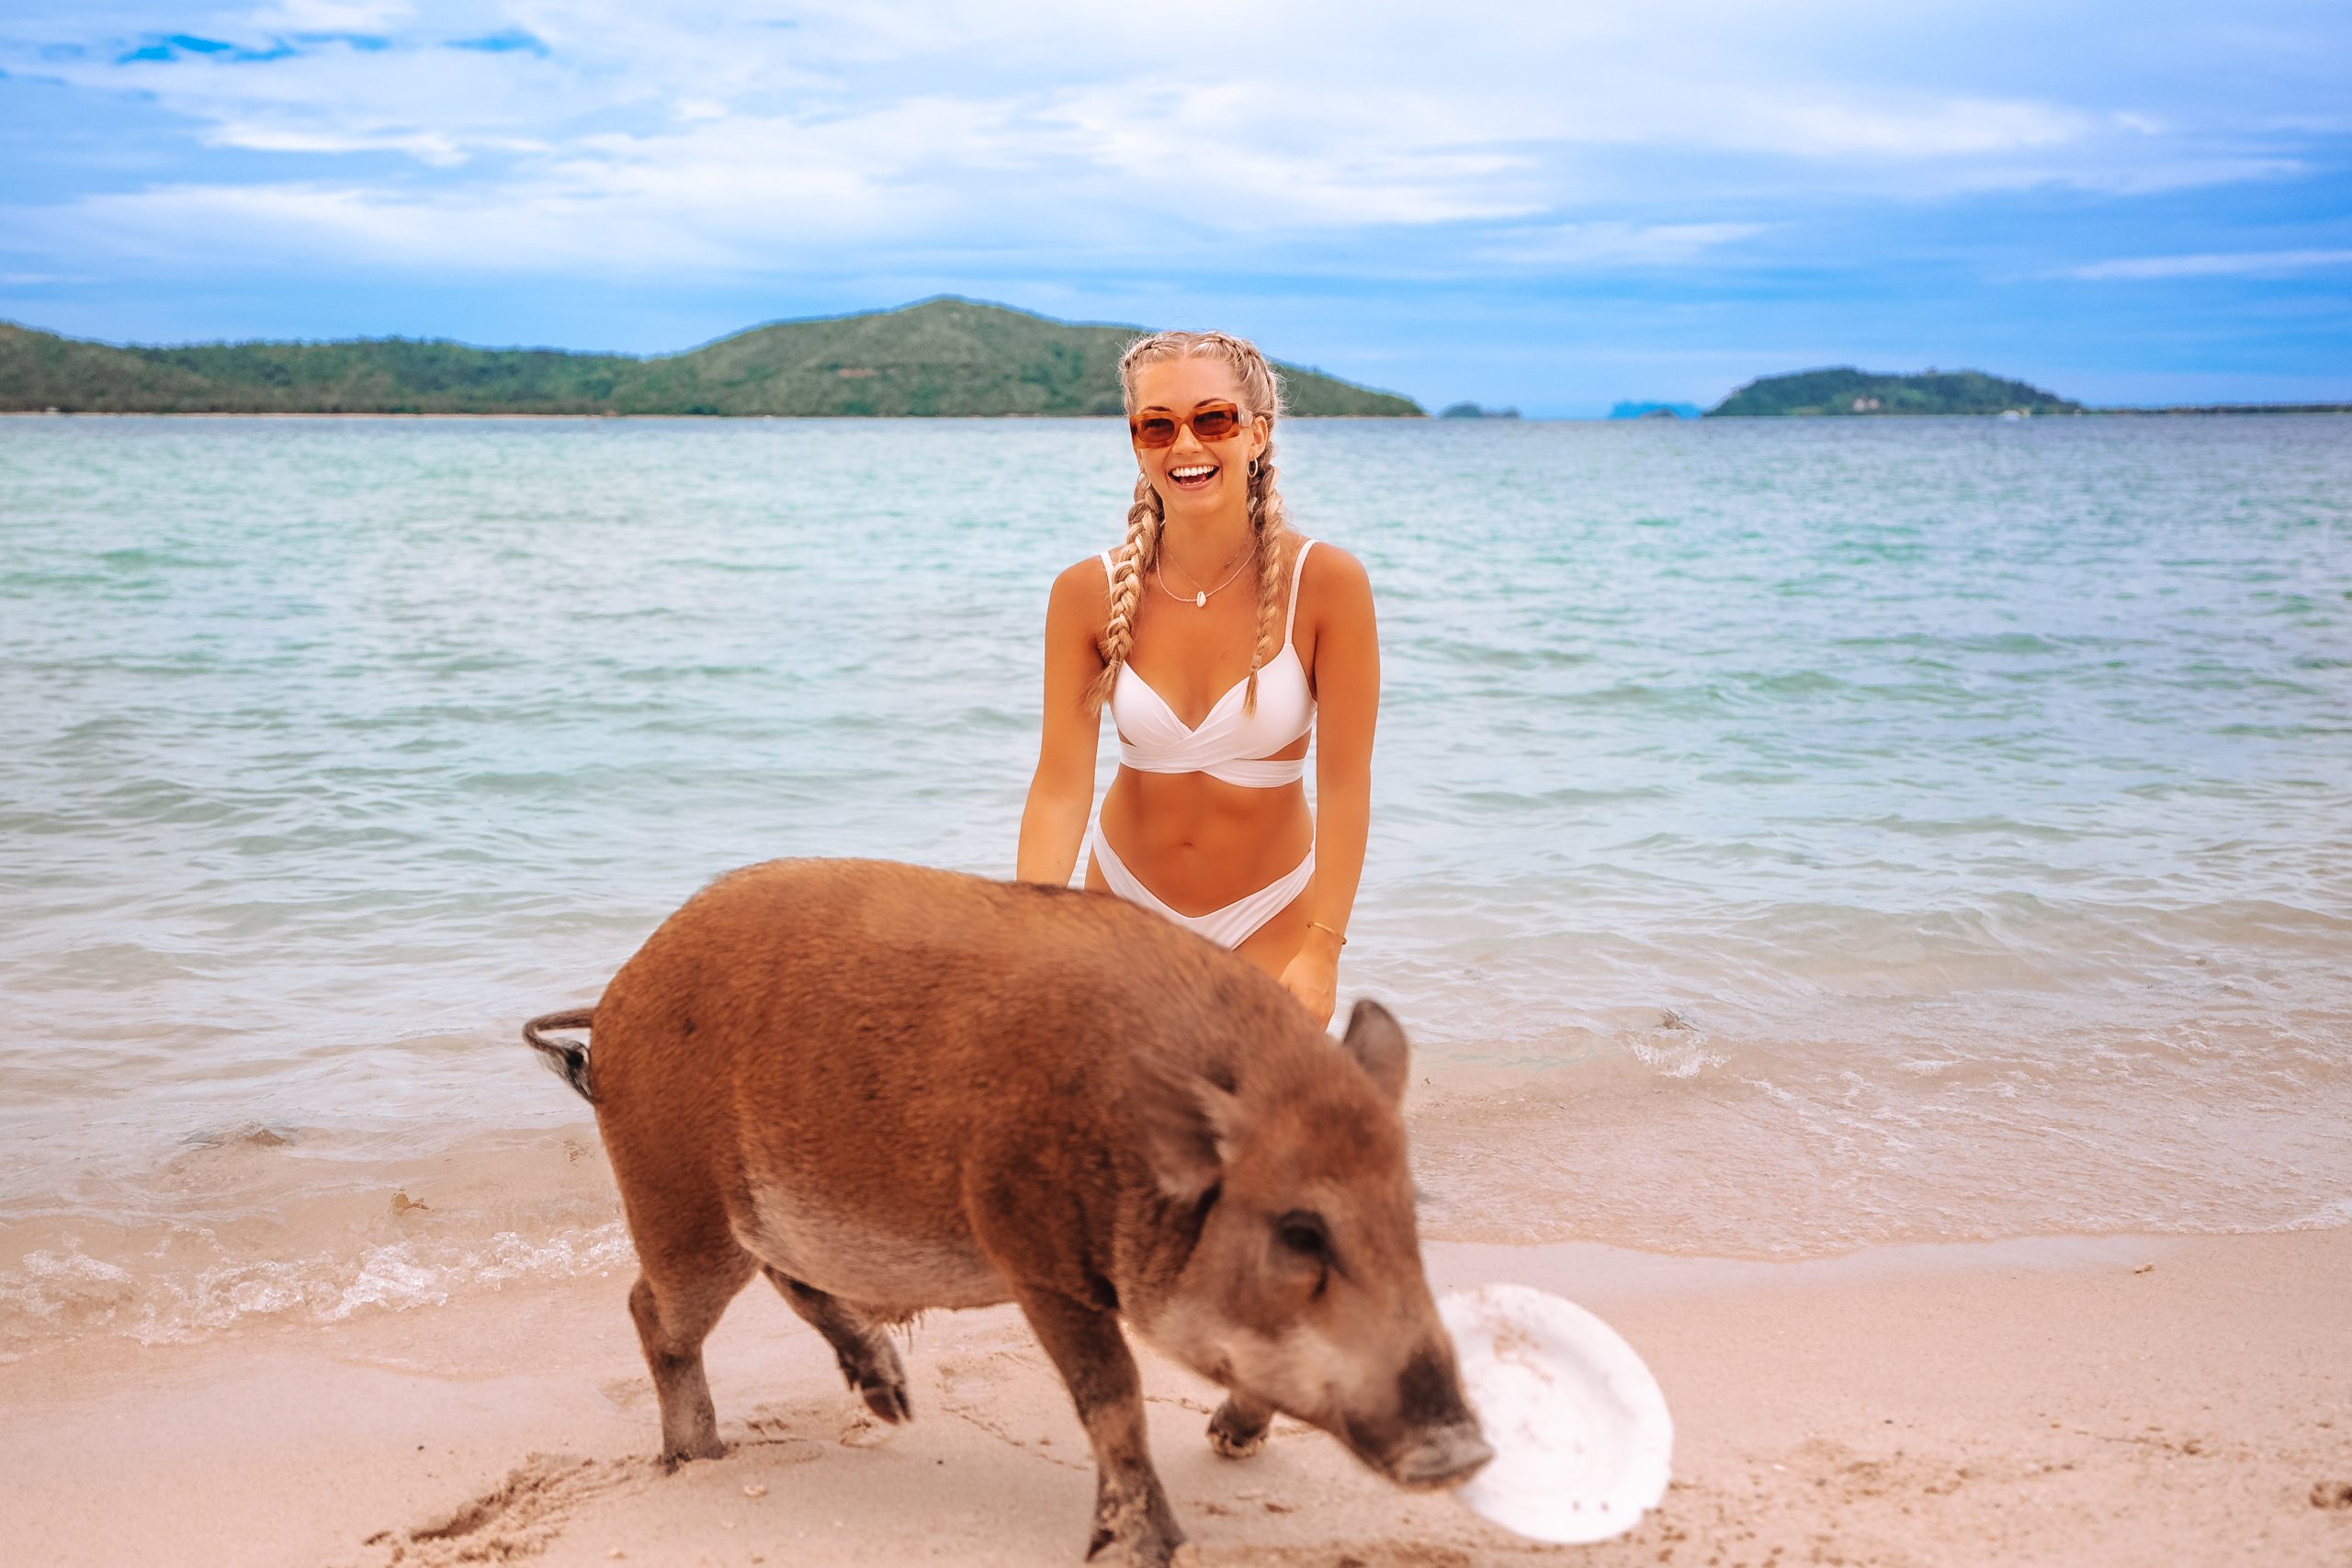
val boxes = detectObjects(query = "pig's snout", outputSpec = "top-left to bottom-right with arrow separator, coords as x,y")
1385,1418 -> 1494,1491
1344,1343 -> 1493,1491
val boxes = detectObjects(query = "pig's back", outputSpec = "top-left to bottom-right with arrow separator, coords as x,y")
587,859 -> 1221,1314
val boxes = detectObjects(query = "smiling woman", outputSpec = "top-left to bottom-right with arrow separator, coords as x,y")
1016,331 -> 1380,1030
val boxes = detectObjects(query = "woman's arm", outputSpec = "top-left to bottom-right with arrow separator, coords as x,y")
1016,560 -> 1110,884
1284,545 -> 1380,1024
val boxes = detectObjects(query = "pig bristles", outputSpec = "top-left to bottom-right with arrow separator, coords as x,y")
523,1008 -> 597,1102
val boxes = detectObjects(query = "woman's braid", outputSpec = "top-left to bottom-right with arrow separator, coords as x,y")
1242,439 -> 1289,716
1087,474 -> 1163,715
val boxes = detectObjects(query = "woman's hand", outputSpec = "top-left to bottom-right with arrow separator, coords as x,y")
1279,936 -> 1341,1030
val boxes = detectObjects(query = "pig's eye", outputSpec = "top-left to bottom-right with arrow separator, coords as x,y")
1273,1210 -> 1330,1262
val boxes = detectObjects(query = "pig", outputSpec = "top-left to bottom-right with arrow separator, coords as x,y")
523,858 -> 1488,1566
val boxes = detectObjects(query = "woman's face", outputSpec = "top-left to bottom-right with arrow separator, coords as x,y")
1129,355 -> 1272,525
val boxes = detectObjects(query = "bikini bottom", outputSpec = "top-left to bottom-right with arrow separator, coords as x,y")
1087,819 -> 1315,951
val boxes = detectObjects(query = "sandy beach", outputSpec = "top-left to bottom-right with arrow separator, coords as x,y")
6,1225 -> 2346,1568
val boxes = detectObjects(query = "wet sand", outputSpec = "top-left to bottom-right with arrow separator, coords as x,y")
5,1228 -> 2347,1568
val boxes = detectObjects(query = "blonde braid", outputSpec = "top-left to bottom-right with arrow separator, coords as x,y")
1087,473 -> 1163,716
1241,440 -> 1290,715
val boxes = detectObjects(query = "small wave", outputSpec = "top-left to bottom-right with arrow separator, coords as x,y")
1957,632 -> 2066,656
1627,1035 -> 1727,1079
1745,669 -> 1848,695
0,1224 -> 634,1348
2289,1195 -> 2352,1231
0,1125 -> 629,1352
1408,639 -> 1596,671
1455,784 -> 1674,810
0,1249 -> 138,1328
96,547 -> 222,571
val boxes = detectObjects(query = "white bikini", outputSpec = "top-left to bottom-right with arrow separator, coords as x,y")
1089,539 -> 1317,949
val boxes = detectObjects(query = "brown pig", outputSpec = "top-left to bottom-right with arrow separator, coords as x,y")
523,858 -> 1488,1566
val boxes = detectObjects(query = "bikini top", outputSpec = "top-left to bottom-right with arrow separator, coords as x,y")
1101,538 -> 1316,788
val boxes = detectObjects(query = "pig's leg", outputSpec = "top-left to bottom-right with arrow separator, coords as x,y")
629,1246 -> 756,1468
762,1267 -> 912,1424
1205,1392 -> 1274,1459
1014,1290 -> 1184,1568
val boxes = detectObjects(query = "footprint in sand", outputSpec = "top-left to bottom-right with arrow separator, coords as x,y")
351,1451 -> 653,1568
596,1376 -> 651,1411
742,1396 -> 855,1461
933,1349 -> 1086,1472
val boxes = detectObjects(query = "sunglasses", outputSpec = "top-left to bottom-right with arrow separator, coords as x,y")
1129,400 -> 1247,449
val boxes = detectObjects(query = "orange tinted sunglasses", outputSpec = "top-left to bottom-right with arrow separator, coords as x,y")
1130,400 -> 1246,448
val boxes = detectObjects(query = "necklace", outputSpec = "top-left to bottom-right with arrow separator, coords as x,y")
1156,542 -> 1255,609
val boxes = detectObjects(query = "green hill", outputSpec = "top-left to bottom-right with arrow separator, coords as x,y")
1707,366 -> 2082,417
0,299 -> 1421,417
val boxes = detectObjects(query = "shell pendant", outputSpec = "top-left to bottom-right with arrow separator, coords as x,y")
1193,590 -> 1208,608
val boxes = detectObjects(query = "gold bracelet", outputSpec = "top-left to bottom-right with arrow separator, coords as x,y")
1306,920 -> 1348,946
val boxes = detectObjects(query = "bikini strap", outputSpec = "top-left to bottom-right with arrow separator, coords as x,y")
1100,549 -> 1115,588
1283,537 -> 1316,645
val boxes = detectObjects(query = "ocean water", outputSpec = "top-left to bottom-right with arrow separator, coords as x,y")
2,413 -> 2347,1350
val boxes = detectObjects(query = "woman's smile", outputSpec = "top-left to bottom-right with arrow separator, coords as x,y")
1167,460 -> 1219,491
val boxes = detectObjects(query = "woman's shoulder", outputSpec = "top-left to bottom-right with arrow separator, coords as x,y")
1292,535 -> 1372,607
1049,552 -> 1115,600
1045,554 -> 1115,637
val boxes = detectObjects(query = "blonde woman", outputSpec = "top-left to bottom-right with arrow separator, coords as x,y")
1017,332 -> 1379,1029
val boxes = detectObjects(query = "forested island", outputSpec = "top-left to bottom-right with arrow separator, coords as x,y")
11,313 -> 2343,420
1707,367 -> 2082,417
0,299 -> 1422,417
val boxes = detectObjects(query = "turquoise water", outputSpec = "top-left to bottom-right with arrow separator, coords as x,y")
2,414 -> 2347,1345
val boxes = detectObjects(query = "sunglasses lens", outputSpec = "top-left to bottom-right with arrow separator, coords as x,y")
1191,408 -> 1239,440
1134,416 -> 1179,447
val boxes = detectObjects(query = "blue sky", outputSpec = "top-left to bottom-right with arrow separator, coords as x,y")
4,2 -> 2348,414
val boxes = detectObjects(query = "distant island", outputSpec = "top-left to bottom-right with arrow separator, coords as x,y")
1440,401 -> 1520,419
1706,367 -> 2082,417
1611,400 -> 1702,420
2096,401 -> 2352,416
0,299 -> 1423,418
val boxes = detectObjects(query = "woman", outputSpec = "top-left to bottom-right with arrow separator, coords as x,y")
1016,330 -> 1379,1029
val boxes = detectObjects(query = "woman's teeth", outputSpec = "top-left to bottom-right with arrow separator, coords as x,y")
1170,464 -> 1216,484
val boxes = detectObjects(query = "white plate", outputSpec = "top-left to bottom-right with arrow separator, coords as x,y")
1438,1283 -> 1673,1545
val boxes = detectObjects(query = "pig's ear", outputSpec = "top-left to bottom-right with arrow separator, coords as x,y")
1135,1055 -> 1243,1202
1340,1000 -> 1410,1106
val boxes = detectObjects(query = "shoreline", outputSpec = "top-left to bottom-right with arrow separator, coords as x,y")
6,1226 -> 2346,1567
6,407 -> 2349,421
12,1101 -> 2352,1361
0,409 -> 1426,422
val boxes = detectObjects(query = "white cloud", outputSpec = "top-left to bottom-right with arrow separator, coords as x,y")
44,178 -> 751,274
203,121 -> 472,165
2,0 -> 2340,283
1477,221 -> 1767,267
245,1 -> 417,28
1762,97 -> 2087,158
2062,248 -> 2352,281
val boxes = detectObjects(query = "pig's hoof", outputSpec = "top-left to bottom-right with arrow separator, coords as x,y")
859,1378 -> 912,1425
1205,1399 -> 1269,1460
1084,1487 -> 1184,1566
661,1433 -> 730,1471
1084,1523 -> 1182,1567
